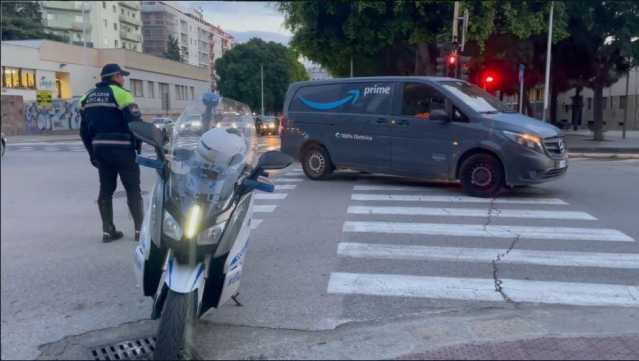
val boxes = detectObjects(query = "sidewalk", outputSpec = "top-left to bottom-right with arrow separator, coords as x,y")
6,130 -> 80,144
398,335 -> 639,360
563,130 -> 639,154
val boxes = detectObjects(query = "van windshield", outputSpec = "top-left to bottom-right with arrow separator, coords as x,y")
438,80 -> 513,114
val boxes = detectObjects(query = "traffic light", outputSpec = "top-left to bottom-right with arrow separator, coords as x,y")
446,52 -> 458,77
482,71 -> 497,90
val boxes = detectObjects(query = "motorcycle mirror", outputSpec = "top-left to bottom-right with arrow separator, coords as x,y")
256,151 -> 293,170
129,121 -> 165,149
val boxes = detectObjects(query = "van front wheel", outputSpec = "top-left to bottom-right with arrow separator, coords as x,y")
302,146 -> 332,180
459,154 -> 504,198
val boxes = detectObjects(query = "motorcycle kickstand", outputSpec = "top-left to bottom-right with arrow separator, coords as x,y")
231,293 -> 243,307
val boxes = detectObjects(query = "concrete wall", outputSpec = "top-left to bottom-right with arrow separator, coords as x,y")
1,96 -> 25,136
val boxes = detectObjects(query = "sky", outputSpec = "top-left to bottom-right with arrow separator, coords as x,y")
184,1 -> 292,45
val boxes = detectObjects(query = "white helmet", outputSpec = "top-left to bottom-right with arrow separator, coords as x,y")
196,128 -> 246,167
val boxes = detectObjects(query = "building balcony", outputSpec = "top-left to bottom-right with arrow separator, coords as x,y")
42,1 -> 83,12
119,1 -> 141,10
71,21 -> 92,31
119,13 -> 141,26
120,30 -> 141,42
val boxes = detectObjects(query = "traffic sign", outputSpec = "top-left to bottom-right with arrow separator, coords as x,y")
36,90 -> 52,107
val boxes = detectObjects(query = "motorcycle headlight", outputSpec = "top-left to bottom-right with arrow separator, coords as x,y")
197,221 -> 227,246
503,130 -> 543,153
184,204 -> 202,239
163,211 -> 183,240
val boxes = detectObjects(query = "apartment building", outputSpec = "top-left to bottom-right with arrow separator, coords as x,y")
141,1 -> 234,88
40,1 -> 143,52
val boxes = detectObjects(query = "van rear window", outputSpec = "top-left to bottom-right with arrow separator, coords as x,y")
290,83 -> 392,115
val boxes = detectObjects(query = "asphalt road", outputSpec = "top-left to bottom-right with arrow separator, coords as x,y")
2,136 -> 638,360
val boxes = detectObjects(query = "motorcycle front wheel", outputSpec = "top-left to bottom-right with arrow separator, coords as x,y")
153,289 -> 196,360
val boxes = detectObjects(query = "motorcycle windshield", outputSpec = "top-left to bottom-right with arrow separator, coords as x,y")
167,94 -> 257,220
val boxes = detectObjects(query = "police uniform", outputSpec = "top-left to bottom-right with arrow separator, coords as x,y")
80,64 -> 144,242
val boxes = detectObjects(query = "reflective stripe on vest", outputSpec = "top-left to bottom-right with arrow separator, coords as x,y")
92,140 -> 132,146
82,102 -> 118,109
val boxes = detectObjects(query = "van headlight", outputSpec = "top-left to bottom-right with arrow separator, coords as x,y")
163,211 -> 183,240
503,130 -> 543,153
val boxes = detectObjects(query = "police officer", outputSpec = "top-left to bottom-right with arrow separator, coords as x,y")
80,64 -> 144,242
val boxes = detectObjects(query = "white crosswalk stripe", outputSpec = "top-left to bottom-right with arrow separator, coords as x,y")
275,184 -> 297,191
329,183 -> 639,308
254,205 -> 277,213
250,219 -> 263,230
337,243 -> 639,269
347,206 -> 597,220
328,272 -> 639,307
274,178 -> 303,183
254,193 -> 288,200
343,221 -> 635,242
352,193 -> 568,205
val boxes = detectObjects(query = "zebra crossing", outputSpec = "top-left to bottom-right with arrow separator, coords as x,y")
328,183 -> 639,308
250,164 -> 305,230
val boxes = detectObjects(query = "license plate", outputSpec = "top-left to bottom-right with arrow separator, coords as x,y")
557,160 -> 567,168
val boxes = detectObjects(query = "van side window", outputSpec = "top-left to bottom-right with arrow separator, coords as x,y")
401,83 -> 445,119
290,84 -> 344,112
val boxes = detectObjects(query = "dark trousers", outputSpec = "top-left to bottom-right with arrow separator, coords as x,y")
95,146 -> 144,233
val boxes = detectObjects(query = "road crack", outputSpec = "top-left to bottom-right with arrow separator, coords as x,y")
485,198 -> 520,305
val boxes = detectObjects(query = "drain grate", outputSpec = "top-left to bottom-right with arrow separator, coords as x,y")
91,336 -> 156,360
113,190 -> 149,199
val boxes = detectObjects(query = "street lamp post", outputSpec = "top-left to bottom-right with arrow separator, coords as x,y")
260,64 -> 264,117
542,1 -> 554,122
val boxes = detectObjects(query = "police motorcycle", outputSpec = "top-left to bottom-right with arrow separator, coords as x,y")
129,92 -> 293,360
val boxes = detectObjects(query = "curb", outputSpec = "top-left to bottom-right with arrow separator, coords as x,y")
568,152 -> 639,159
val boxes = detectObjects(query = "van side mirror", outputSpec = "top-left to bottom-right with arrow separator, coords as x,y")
129,121 -> 164,149
256,151 -> 293,170
429,109 -> 450,122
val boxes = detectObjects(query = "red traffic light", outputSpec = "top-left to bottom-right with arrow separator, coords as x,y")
485,75 -> 494,83
448,54 -> 457,65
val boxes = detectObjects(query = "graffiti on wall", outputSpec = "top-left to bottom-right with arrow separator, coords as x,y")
24,98 -> 82,133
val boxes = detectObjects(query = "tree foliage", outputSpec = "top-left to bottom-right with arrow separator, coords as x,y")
215,38 -> 309,114
1,1 -> 67,42
278,1 -> 565,77
163,35 -> 183,62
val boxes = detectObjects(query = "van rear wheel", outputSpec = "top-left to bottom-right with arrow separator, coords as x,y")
459,154 -> 504,198
302,146 -> 332,180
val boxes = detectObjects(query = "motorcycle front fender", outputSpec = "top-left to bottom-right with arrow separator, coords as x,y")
164,255 -> 207,295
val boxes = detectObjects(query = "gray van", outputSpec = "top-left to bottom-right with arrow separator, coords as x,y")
280,77 -> 567,197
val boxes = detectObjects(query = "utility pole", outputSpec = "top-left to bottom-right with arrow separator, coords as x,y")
260,64 -> 264,116
350,56 -> 354,77
542,1 -> 554,122
622,65 -> 630,139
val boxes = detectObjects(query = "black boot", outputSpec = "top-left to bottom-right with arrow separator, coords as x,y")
98,199 -> 124,243
127,193 -> 144,242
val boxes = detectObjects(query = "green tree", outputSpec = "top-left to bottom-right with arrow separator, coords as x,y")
215,38 -> 309,114
278,1 -> 566,77
550,1 -> 639,140
163,35 -> 183,62
1,1 -> 67,42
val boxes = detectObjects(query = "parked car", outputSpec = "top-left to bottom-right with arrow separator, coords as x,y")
256,115 -> 279,136
280,76 -> 568,197
151,117 -> 174,131
1,132 -> 6,158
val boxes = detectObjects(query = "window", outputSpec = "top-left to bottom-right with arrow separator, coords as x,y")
587,97 -> 592,110
104,19 -> 107,27
121,8 -> 124,15
115,39 -> 118,47
102,1 -> 106,8
175,85 -> 187,100
113,22 -> 117,30
602,97 -> 607,110
148,81 -> 155,98
131,79 -> 144,97
401,83 -> 445,118
113,4 -> 116,12
564,104 -> 570,113
620,96 -> 627,110
190,86 -> 194,100
2,67 -> 36,89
